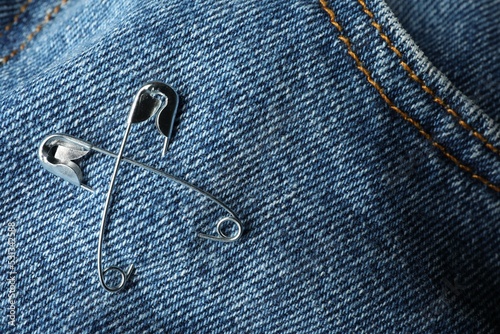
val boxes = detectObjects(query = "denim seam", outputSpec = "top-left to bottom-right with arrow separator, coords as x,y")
319,0 -> 500,193
356,0 -> 500,159
0,0 -> 34,38
1,0 -> 68,66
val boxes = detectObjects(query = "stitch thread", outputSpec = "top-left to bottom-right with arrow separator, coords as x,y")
0,0 -> 34,38
319,0 -> 500,192
356,0 -> 500,157
1,0 -> 68,66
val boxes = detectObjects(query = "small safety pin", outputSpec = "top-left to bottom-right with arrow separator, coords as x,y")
38,83 -> 243,293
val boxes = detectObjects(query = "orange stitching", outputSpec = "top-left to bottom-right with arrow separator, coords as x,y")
356,0 -> 500,157
0,0 -> 34,37
1,0 -> 68,66
319,0 -> 500,192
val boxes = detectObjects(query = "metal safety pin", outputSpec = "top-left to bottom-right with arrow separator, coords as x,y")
38,82 -> 242,293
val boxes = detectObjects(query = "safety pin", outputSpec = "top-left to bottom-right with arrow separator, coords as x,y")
38,83 -> 242,292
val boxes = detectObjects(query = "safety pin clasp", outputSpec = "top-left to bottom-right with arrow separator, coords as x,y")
38,134 -> 94,192
128,81 -> 179,156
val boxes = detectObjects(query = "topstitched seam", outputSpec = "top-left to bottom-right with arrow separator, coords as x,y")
1,0 -> 68,66
356,0 -> 500,157
319,0 -> 500,192
0,0 -> 33,38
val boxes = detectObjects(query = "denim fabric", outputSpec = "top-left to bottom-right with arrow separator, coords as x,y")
1,0 -> 499,333
384,0 -> 500,121
0,0 -> 25,29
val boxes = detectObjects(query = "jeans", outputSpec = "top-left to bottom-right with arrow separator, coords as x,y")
1,0 -> 499,332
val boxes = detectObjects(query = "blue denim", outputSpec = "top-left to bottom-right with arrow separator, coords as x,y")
1,0 -> 499,333
384,0 -> 500,121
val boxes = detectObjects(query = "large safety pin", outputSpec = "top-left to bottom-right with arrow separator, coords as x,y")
38,83 -> 242,292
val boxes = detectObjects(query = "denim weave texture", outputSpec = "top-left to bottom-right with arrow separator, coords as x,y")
0,0 -> 499,333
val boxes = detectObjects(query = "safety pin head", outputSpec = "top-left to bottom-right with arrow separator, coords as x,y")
38,134 -> 94,192
128,82 -> 179,157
